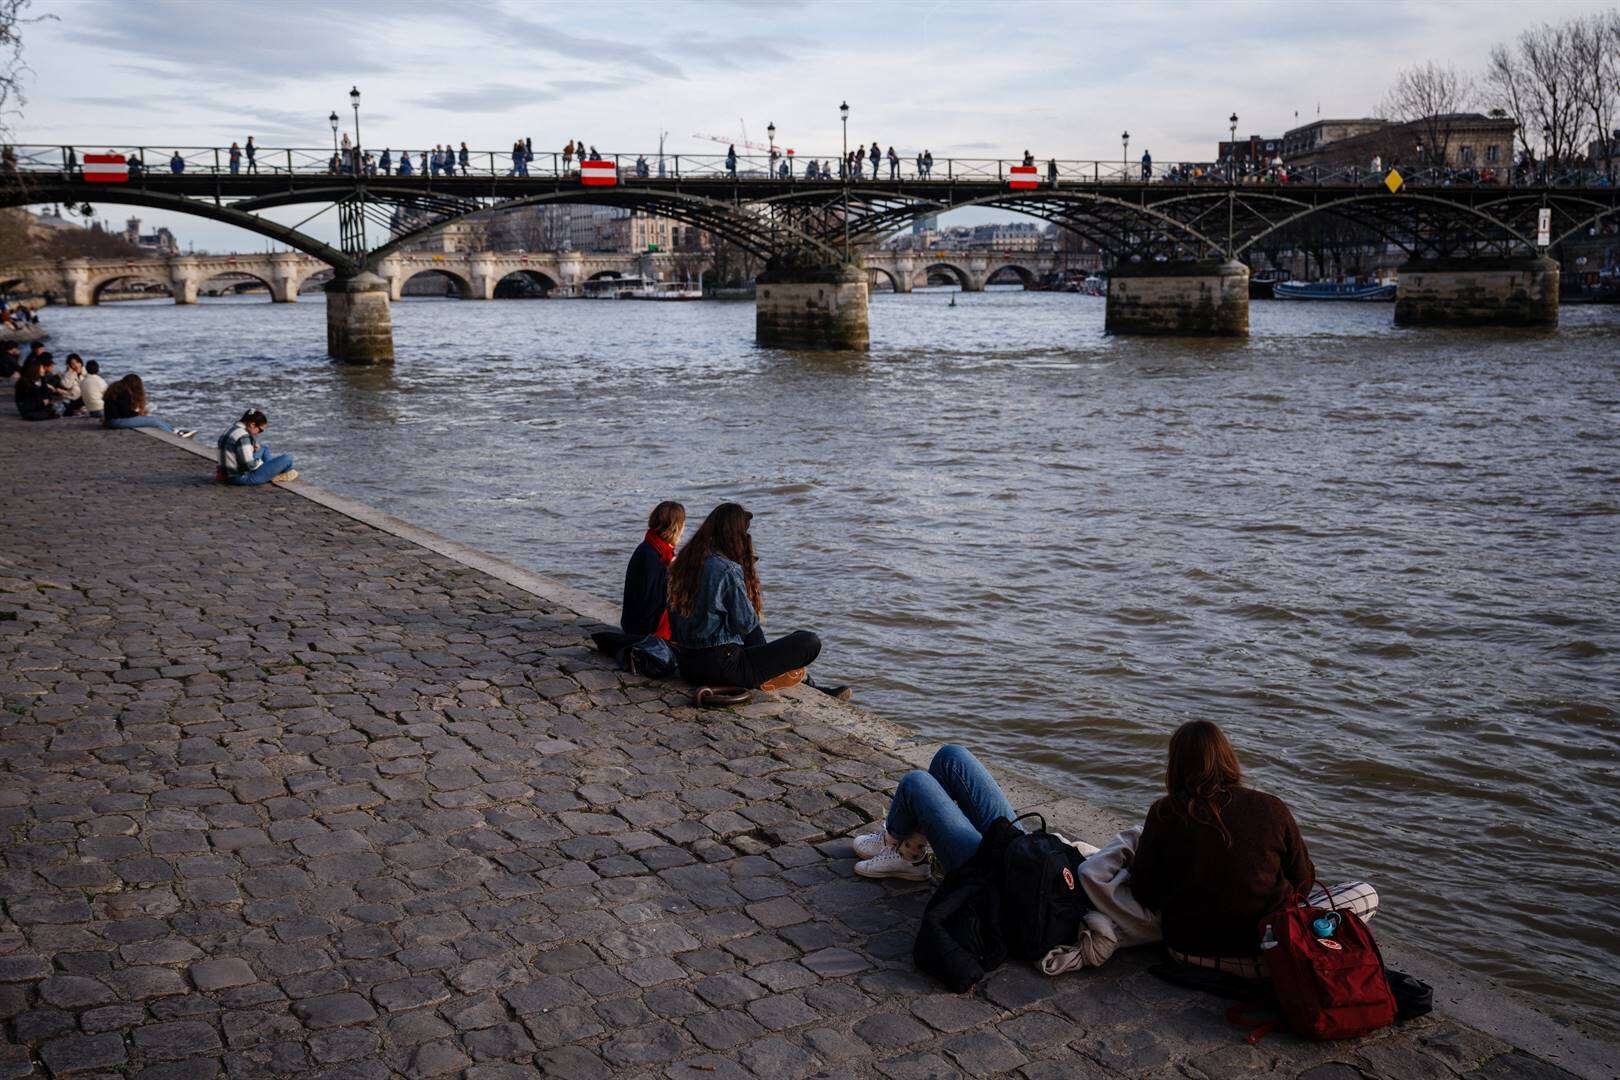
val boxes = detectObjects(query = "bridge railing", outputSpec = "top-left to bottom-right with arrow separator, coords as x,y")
5,145 -> 1617,191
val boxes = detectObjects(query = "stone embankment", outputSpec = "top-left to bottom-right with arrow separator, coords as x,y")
0,416 -> 1610,1079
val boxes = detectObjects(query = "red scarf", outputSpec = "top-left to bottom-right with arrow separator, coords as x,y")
645,530 -> 675,640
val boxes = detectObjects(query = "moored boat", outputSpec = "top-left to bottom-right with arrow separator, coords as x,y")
1273,281 -> 1395,301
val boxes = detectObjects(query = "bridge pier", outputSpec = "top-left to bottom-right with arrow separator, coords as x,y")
269,253 -> 302,302
59,259 -> 92,306
755,260 -> 869,351
1105,259 -> 1249,337
325,272 -> 394,364
1394,257 -> 1558,328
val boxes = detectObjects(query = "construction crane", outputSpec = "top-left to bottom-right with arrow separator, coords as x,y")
691,119 -> 774,153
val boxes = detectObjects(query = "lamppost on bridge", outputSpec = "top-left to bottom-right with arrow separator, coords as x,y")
349,86 -> 362,155
1228,113 -> 1238,179
767,121 -> 776,175
1121,131 -> 1129,178
329,111 -> 339,156
840,101 -> 851,262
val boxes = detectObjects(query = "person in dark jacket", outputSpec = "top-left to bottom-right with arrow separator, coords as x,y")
667,502 -> 849,700
1130,720 -> 1378,977
13,358 -> 59,420
622,501 -> 685,640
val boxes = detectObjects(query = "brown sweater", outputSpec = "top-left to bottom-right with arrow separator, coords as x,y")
1130,786 -> 1315,957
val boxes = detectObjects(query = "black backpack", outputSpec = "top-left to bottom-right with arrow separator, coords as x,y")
998,813 -> 1093,961
913,816 -> 1021,992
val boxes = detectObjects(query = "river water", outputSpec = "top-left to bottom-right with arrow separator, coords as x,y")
38,288 -> 1620,1037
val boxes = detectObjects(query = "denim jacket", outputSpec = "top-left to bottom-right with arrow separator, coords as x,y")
670,554 -> 759,649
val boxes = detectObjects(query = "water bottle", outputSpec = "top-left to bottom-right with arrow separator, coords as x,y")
1312,912 -> 1340,938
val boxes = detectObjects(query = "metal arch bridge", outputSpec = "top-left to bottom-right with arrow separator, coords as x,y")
5,144 -> 1619,272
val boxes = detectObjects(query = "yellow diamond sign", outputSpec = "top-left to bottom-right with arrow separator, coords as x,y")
1384,169 -> 1404,193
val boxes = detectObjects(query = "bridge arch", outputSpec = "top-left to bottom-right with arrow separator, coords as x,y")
197,269 -> 276,300
921,262 -> 972,289
866,266 -> 901,292
90,274 -> 171,304
985,263 -> 1038,288
493,269 -> 556,298
398,267 -> 475,299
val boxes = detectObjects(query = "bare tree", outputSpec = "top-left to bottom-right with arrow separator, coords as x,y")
1570,10 -> 1620,174
1486,20 -> 1592,166
1381,61 -> 1477,167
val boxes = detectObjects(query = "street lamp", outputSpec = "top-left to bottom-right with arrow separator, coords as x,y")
840,101 -> 850,261
1122,131 -> 1129,177
329,111 -> 339,154
1229,113 -> 1239,180
349,86 -> 362,154
767,121 -> 776,169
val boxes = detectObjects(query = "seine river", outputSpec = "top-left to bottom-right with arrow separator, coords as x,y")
43,288 -> 1620,1036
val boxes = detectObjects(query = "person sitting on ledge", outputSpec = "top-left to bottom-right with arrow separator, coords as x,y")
1129,719 -> 1377,978
102,373 -> 195,437
217,408 -> 298,486
667,502 -> 850,700
622,500 -> 685,641
851,743 -> 1021,881
13,357 -> 60,421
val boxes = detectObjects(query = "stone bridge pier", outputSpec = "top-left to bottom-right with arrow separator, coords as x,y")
1105,259 -> 1249,337
1395,256 -> 1559,328
326,272 -> 394,364
756,258 -> 869,350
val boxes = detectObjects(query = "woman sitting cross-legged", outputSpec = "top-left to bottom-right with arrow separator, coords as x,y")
850,743 -> 1020,881
102,374 -> 195,437
217,408 -> 298,486
1130,719 -> 1378,978
667,502 -> 848,700
622,500 -> 685,641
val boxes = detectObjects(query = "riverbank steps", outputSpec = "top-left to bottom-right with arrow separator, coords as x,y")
0,414 -> 1603,1080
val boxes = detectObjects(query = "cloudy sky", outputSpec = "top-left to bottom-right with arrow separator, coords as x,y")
14,0 -> 1609,252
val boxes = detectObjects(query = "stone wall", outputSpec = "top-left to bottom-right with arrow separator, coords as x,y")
324,272 -> 395,364
1105,260 -> 1250,336
1395,257 -> 1559,328
755,264 -> 870,350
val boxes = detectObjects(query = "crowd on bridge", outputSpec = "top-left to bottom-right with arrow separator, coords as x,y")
7,340 -> 298,485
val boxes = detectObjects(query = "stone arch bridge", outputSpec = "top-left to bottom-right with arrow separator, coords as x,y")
2,251 -> 708,306
5,143 -> 1617,359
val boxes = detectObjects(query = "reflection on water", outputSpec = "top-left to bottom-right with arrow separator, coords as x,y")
45,289 -> 1620,1036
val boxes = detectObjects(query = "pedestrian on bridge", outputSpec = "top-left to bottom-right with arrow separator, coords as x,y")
418,151 -> 428,177
397,152 -> 411,177
1048,158 -> 1058,185
726,144 -> 738,178
925,149 -> 934,178
126,153 -> 141,178
65,146 -> 77,174
869,141 -> 881,178
563,140 -> 575,171
888,146 -> 899,179
1023,149 -> 1035,167
459,142 -> 470,176
1141,150 -> 1152,181
229,142 -> 241,175
169,151 -> 184,174
379,148 -> 391,175
245,136 -> 257,173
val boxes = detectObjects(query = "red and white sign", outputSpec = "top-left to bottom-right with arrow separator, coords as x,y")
1008,164 -> 1039,190
580,160 -> 618,186
83,153 -> 129,183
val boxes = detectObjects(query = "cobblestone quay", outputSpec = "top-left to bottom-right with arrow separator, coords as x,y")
0,417 -> 1604,1079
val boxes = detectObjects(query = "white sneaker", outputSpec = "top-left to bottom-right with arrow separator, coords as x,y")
855,848 -> 931,882
852,832 -> 887,860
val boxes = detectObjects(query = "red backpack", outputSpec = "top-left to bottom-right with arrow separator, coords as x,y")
1232,884 -> 1396,1043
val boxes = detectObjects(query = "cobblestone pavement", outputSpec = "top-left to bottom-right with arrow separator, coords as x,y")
0,418 -> 1588,1079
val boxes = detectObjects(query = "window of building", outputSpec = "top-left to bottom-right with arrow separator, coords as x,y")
1459,145 -> 1474,164
1485,144 -> 1499,164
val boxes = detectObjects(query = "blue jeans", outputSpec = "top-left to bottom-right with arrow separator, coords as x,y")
227,452 -> 293,486
107,416 -> 173,432
885,744 -> 1018,874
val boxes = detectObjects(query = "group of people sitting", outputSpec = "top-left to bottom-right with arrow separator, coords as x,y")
614,497 -> 1378,991
7,341 -> 298,486
616,500 -> 850,701
0,300 -> 39,329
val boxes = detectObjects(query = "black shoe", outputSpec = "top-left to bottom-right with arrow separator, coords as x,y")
818,684 -> 853,702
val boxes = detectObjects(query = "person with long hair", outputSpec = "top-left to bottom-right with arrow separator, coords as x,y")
1130,720 -> 1378,978
101,373 -> 194,437
217,408 -> 297,485
667,502 -> 846,699
13,357 -> 59,421
622,501 -> 685,641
